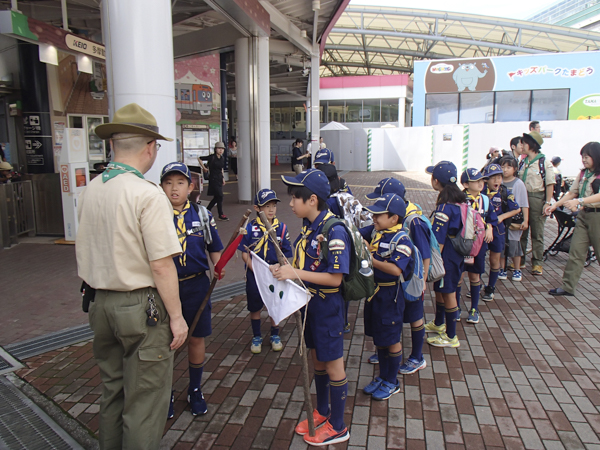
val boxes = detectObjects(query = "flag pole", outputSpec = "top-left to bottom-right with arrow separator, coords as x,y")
259,211 -> 316,437
175,208 -> 252,359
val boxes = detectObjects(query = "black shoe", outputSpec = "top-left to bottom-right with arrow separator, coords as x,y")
218,215 -> 229,221
549,288 -> 574,297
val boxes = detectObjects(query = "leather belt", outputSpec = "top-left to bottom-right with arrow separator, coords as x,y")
584,207 -> 600,213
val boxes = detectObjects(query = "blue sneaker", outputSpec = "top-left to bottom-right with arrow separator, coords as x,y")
512,270 -> 522,282
372,379 -> 401,401
188,388 -> 208,416
467,308 -> 480,324
167,390 -> 175,419
398,357 -> 427,375
368,353 -> 379,364
343,323 -> 351,334
498,269 -> 508,280
251,336 -> 263,354
363,377 -> 383,395
270,335 -> 283,351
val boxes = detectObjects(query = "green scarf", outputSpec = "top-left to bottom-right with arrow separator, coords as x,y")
102,162 -> 144,183
580,169 -> 595,198
521,153 -> 545,183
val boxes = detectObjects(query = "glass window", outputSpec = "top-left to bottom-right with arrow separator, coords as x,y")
495,91 -> 530,122
459,92 -> 494,124
425,94 -> 458,125
327,101 -> 345,123
531,89 -> 569,121
381,98 -> 399,123
345,99 -> 362,122
362,99 -> 381,122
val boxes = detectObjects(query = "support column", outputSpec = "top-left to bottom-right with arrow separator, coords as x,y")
235,37 -> 252,203
256,35 -> 270,191
398,97 -> 406,127
101,0 -> 176,183
308,51 -> 320,162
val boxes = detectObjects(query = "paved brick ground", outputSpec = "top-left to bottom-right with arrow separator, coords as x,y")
9,168 -> 600,449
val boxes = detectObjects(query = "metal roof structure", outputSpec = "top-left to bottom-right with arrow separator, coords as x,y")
321,6 -> 600,77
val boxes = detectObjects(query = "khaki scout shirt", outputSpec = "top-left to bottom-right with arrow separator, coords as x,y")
519,156 -> 555,193
570,172 -> 600,208
76,173 -> 181,291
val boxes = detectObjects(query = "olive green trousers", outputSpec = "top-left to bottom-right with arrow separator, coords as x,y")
520,192 -> 547,267
562,210 -> 600,294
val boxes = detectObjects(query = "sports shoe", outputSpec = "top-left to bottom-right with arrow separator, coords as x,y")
303,420 -> 350,446
481,286 -> 494,302
520,262 -> 526,269
549,287 -> 574,297
251,336 -> 263,354
270,335 -> 283,352
218,214 -> 229,221
368,353 -> 379,364
295,409 -> 330,435
188,388 -> 208,416
498,269 -> 508,280
398,357 -> 427,375
531,265 -> 543,276
507,262 -> 515,271
512,270 -> 522,282
372,379 -> 401,401
424,320 -> 446,333
427,332 -> 460,348
467,308 -> 480,324
363,376 -> 383,395
167,390 -> 175,419
465,290 -> 471,298
343,323 -> 351,334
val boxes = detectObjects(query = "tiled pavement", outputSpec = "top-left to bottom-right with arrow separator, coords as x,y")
6,167 -> 600,449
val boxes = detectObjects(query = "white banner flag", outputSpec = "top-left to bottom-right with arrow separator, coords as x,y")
250,252 -> 311,325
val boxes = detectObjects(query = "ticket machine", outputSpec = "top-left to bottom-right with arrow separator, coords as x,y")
60,128 -> 89,241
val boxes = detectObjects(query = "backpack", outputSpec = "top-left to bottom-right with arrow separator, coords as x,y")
190,202 -> 213,244
330,191 -> 373,228
378,230 -> 425,302
402,209 -> 445,283
449,200 -> 486,257
320,217 -> 375,301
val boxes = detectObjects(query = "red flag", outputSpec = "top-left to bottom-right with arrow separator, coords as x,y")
214,234 -> 243,279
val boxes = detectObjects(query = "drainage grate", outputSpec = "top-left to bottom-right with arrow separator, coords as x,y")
0,377 -> 83,449
0,356 -> 10,372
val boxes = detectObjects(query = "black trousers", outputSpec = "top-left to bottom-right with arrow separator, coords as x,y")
208,192 -> 224,216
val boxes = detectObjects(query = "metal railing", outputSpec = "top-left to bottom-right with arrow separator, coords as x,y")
0,181 -> 35,248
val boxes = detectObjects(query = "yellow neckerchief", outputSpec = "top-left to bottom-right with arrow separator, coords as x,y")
466,192 -> 483,213
293,211 -> 334,269
487,186 -> 498,199
404,201 -> 422,219
370,223 -> 404,254
252,216 -> 280,260
175,200 -> 192,266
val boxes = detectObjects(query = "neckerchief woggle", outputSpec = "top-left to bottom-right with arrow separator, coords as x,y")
102,162 -> 144,183
521,153 -> 545,183
252,216 -> 280,260
293,212 -> 334,270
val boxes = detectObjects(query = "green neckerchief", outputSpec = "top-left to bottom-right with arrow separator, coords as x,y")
580,169 -> 595,198
102,162 -> 145,183
521,153 -> 545,183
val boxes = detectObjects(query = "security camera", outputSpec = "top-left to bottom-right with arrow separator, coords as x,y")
302,68 -> 310,77
287,66 -> 293,72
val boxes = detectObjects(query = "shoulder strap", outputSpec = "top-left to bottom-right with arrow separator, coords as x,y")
379,231 -> 406,258
539,156 -> 546,183
482,195 -> 489,213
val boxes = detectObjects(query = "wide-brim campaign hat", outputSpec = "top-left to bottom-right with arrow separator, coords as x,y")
0,161 -> 13,171
522,131 -> 543,148
95,103 -> 173,141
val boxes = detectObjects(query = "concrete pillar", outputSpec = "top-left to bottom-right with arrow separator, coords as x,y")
256,36 -> 270,191
101,0 -> 177,183
398,97 -> 406,127
234,37 -> 252,202
308,51 -> 320,161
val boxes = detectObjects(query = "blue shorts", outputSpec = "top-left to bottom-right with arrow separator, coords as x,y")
303,290 -> 345,362
403,296 -> 424,323
245,270 -> 264,313
364,284 -> 404,347
434,245 -> 464,293
488,228 -> 505,254
465,243 -> 488,275
180,274 -> 212,338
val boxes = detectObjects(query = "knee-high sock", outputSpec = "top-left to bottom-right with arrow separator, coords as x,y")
189,360 -> 205,394
377,347 -> 389,380
251,319 -> 261,337
470,281 -> 481,311
387,349 -> 403,384
488,268 -> 500,289
329,378 -> 348,431
446,306 -> 459,339
314,370 -> 330,417
270,326 -> 279,337
434,302 -> 445,326
410,323 -> 425,361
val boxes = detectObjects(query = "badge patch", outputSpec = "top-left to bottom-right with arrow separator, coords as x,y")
252,225 -> 260,231
329,239 -> 346,251
311,240 -> 318,249
253,232 -> 260,237
397,244 -> 412,256
435,212 -> 449,223
210,218 -> 217,227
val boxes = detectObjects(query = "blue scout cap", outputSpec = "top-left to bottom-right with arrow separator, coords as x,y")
425,161 -> 458,184
314,148 -> 334,165
364,193 -> 407,218
254,188 -> 280,206
281,168 -> 330,201
365,177 -> 406,200
160,162 -> 191,182
483,163 -> 503,178
461,168 -> 485,184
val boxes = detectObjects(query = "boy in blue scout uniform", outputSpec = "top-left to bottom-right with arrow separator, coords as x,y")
313,147 -> 335,167
359,194 -> 415,400
424,161 -> 465,348
274,168 -> 351,446
364,178 -> 430,374
459,168 -> 497,325
481,164 -> 521,300
238,188 -> 293,354
160,162 -> 224,418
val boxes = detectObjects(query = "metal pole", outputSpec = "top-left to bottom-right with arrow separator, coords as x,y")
61,0 -> 69,30
10,0 -> 18,12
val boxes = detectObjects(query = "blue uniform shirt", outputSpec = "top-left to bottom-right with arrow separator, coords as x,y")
432,203 -> 462,247
404,203 -> 432,261
238,217 -> 293,264
359,225 -> 415,284
173,205 -> 224,279
293,211 -> 350,288
487,187 -> 519,236
326,196 -> 342,218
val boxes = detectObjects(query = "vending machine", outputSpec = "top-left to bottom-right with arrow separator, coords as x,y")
59,128 -> 89,241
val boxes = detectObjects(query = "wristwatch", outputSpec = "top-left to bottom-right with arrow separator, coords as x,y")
578,198 -> 585,205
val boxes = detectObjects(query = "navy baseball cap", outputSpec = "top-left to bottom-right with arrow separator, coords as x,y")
364,193 -> 407,218
281,168 -> 330,201
314,148 -> 334,165
254,188 -> 280,206
483,163 -> 503,178
426,161 -> 458,184
365,177 -> 406,200
160,162 -> 191,182
461,168 -> 485,184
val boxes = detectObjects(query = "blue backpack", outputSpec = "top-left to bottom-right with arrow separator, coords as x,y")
402,206 -> 445,283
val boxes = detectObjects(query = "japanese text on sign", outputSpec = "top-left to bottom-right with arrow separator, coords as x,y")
507,65 -> 594,81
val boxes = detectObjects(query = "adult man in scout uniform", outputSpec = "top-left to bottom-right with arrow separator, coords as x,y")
76,103 -> 188,450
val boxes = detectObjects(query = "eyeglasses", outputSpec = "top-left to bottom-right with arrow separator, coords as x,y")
148,140 -> 161,150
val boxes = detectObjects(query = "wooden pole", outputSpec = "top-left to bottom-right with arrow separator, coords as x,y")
259,211 -> 315,437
